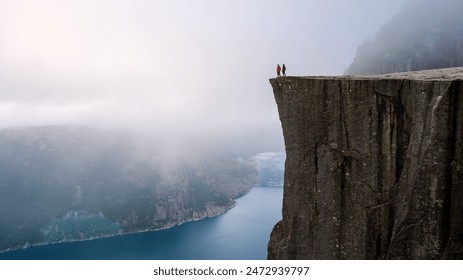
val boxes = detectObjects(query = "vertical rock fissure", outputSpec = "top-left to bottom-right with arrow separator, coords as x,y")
387,83 -> 408,256
339,155 -> 348,259
449,81 -> 463,259
339,82 -> 350,151
395,85 -> 408,183
442,81 -> 462,258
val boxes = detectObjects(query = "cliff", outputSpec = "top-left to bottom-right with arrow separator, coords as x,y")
268,68 -> 463,259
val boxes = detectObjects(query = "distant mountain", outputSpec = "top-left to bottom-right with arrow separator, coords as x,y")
0,125 -> 258,252
347,0 -> 463,74
252,152 -> 285,187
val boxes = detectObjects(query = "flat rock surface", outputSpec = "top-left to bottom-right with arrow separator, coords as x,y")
280,67 -> 463,81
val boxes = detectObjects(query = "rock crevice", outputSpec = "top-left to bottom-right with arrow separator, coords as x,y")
268,68 -> 463,259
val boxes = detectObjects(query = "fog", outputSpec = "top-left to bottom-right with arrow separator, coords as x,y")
348,0 -> 463,74
0,0 -> 404,147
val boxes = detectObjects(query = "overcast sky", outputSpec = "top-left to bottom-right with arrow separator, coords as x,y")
0,0 -> 404,133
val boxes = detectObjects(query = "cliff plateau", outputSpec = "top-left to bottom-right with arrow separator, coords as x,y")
268,68 -> 463,259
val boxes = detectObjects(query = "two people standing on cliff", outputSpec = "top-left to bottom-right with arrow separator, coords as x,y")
276,64 -> 286,77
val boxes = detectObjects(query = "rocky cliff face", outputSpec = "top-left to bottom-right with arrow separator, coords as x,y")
268,68 -> 463,259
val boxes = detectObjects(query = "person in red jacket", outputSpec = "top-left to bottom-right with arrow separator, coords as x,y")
276,64 -> 281,77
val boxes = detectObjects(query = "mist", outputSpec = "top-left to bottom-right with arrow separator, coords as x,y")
0,0 -> 405,149
347,0 -> 463,74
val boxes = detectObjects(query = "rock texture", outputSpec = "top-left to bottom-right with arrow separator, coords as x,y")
268,68 -> 463,259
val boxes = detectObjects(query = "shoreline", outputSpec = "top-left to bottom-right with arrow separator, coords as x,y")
0,190 -> 249,255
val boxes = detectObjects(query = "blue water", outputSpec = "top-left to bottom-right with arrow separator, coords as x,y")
0,186 -> 283,260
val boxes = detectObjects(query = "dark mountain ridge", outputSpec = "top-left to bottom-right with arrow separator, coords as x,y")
347,0 -> 463,74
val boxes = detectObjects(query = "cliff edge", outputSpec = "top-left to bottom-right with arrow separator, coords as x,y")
268,67 -> 463,259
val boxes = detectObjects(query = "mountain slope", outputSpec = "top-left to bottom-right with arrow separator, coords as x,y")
0,125 -> 258,252
347,0 -> 463,74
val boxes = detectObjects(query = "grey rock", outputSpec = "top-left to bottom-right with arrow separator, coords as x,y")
268,68 -> 463,259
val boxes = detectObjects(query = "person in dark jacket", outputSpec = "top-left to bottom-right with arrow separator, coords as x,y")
276,64 -> 281,77
282,64 -> 286,76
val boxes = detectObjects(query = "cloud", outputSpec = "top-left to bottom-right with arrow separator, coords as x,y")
0,0 -> 405,135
